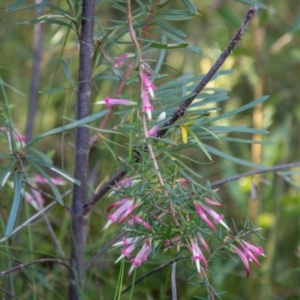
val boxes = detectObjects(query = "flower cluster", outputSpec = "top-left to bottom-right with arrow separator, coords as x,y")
24,174 -> 66,210
0,127 -> 68,210
103,175 -> 264,277
0,126 -> 26,149
95,55 -> 166,139
229,239 -> 265,277
102,177 -> 154,275
96,54 -> 265,279
113,53 -> 133,68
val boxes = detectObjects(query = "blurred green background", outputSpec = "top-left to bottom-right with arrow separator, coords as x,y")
1,0 -> 300,299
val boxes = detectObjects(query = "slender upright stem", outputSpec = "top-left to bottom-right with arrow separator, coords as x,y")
84,6 -> 258,212
68,0 -> 95,299
156,6 -> 258,138
25,3 -> 44,142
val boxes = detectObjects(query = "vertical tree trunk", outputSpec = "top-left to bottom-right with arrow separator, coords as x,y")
68,1 -> 95,299
25,1 -> 44,142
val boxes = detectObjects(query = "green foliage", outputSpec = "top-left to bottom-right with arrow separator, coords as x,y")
1,0 -> 300,299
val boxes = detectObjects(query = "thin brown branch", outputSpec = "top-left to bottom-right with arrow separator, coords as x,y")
120,257 -> 182,296
83,6 -> 258,215
0,286 -> 21,300
210,161 -> 300,188
83,169 -> 127,215
85,231 -> 126,270
69,0 -> 95,298
0,258 -> 73,277
89,0 -> 161,145
156,6 -> 258,138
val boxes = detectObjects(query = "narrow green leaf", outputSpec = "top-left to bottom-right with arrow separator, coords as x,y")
204,145 -> 266,169
187,127 -> 212,161
5,120 -> 17,153
179,169 -> 204,188
39,87 -> 68,94
31,162 -> 64,206
203,96 -> 269,124
25,148 -> 52,164
61,59 -> 73,86
164,152 -> 203,179
207,137 -> 273,145
30,19 -> 73,28
64,121 -> 126,136
195,125 -> 220,140
38,0 -> 48,11
156,9 -> 196,21
150,29 -> 203,54
5,172 -> 22,237
157,0 -> 172,9
207,125 -> 269,135
7,0 -> 28,12
102,140 -> 118,162
234,0 -> 267,9
49,166 -> 81,186
150,42 -> 189,49
187,44 -> 203,55
25,110 -> 108,148
153,19 -> 186,37
147,137 -> 178,146
182,0 -> 197,14
8,3 -> 39,12
1,160 -> 15,188
25,153 -> 80,186
46,3 -> 70,15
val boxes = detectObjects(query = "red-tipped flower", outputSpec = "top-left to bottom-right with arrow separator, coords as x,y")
103,198 -> 138,230
230,240 -> 264,277
141,91 -> 153,121
148,111 -> 166,137
141,73 -> 156,98
128,238 -> 152,275
190,237 -> 208,273
95,96 -> 134,107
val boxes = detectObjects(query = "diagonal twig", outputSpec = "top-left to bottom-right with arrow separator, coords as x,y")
0,258 -> 73,277
83,6 -> 258,215
211,161 -> 300,187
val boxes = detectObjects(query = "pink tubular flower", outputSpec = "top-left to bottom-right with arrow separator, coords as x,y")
194,203 -> 216,231
113,236 -> 143,248
141,73 -> 156,98
231,245 -> 250,277
204,197 -> 223,207
114,53 -> 133,68
197,233 -> 210,254
148,111 -> 166,137
127,215 -> 151,230
0,126 -> 26,147
95,97 -> 134,107
241,240 -> 264,257
114,236 -> 143,263
103,198 -> 138,230
104,96 -> 133,107
108,177 -> 141,197
200,204 -> 230,231
190,237 -> 208,272
230,241 -> 264,277
115,177 -> 141,190
128,238 -> 152,275
25,189 -> 45,210
163,235 -> 181,251
194,202 -> 230,231
141,91 -> 153,121
34,174 -> 65,186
